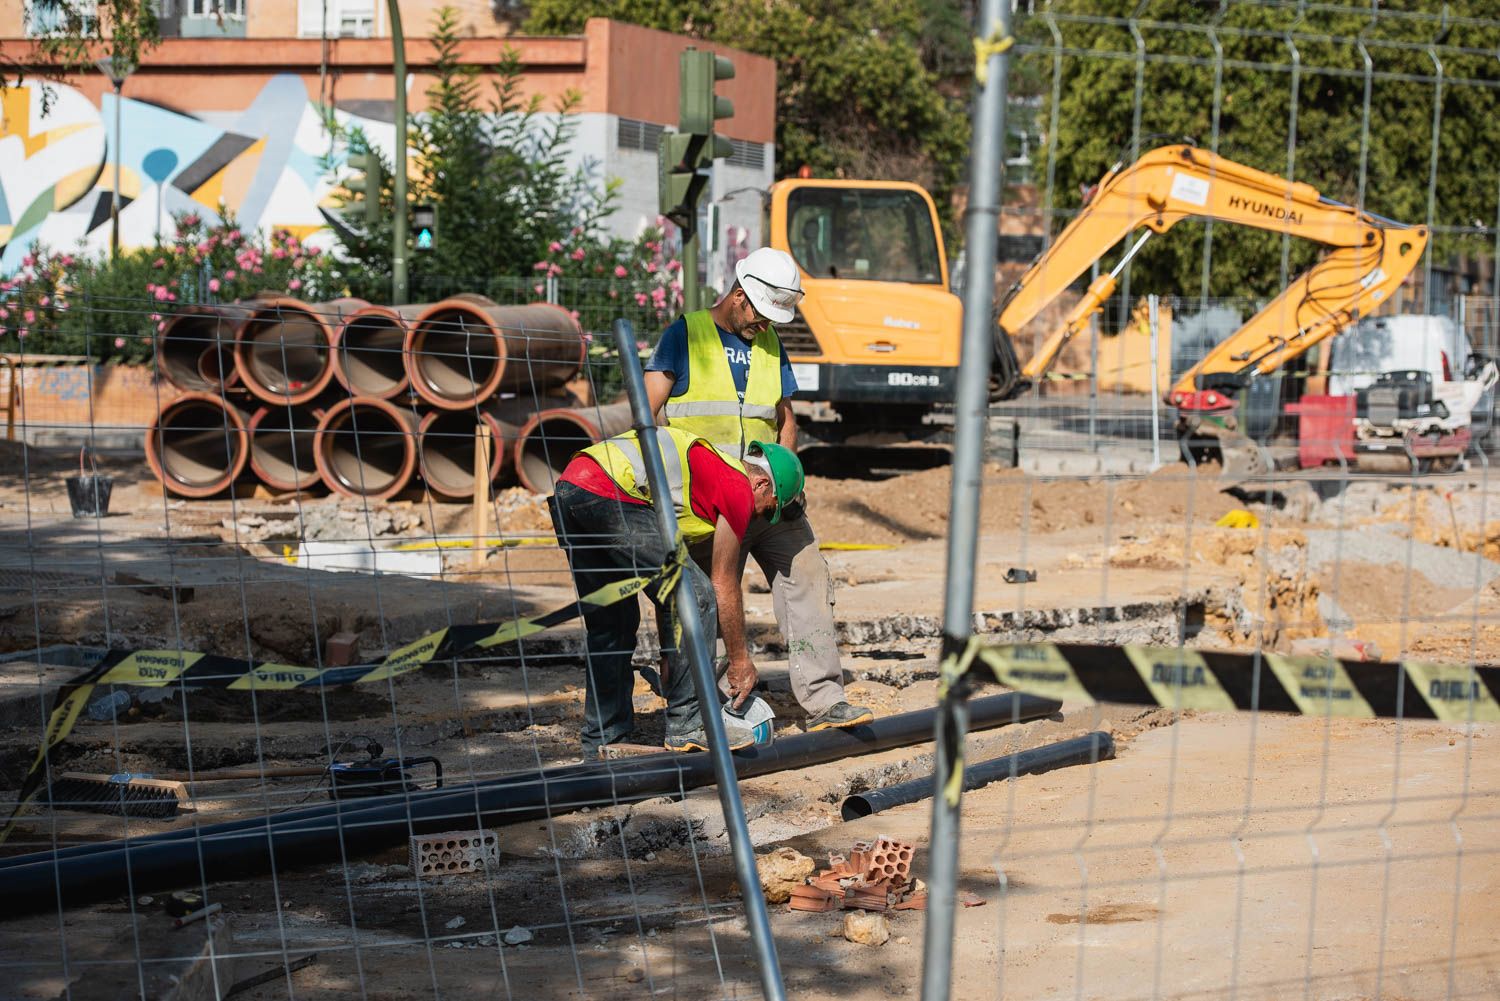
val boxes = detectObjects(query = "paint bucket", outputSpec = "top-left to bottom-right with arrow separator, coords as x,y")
66,448 -> 114,518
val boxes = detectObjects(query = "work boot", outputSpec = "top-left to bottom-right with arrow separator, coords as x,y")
805,701 -> 875,732
664,723 -> 756,753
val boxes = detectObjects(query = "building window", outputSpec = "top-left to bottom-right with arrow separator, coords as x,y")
617,117 -> 666,154
725,138 -> 765,170
25,0 -> 96,36
298,0 -> 375,37
188,0 -> 244,16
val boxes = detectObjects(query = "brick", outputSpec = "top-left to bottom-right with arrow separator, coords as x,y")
324,631 -> 361,667
410,829 -> 500,877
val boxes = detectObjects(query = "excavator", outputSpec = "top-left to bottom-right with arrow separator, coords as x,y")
989,143 -> 1448,475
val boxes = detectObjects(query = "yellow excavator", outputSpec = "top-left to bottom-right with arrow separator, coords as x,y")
990,144 -> 1431,473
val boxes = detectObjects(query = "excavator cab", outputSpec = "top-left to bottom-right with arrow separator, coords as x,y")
767,179 -> 963,432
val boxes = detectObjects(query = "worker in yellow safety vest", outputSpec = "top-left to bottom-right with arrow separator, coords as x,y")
550,425 -> 805,756
645,247 -> 874,732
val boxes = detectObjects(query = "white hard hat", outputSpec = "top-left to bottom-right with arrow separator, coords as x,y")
734,247 -> 804,324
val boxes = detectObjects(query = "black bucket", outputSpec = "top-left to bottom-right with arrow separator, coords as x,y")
66,448 -> 113,518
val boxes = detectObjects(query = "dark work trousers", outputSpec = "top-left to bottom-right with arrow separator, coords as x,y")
550,481 -> 716,755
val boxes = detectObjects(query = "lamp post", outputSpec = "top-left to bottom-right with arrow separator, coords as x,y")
385,0 -> 408,304
96,55 -> 136,259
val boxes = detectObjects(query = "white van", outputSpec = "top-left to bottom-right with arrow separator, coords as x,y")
1328,314 -> 1495,447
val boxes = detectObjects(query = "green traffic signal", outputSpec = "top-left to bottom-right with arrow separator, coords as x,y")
345,149 -> 384,225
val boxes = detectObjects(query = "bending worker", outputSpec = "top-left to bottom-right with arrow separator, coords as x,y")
550,424 -> 804,756
646,247 -> 873,732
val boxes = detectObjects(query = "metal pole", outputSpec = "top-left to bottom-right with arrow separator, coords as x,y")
682,226 -> 701,313
611,318 -> 786,1001
924,0 -> 1011,997
388,0 -> 409,305
111,80 -> 122,259
1149,293 -> 1162,468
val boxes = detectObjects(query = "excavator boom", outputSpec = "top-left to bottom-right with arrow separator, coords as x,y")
993,144 -> 1427,401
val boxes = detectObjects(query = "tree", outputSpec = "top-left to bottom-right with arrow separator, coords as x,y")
328,8 -> 617,300
1017,1 -> 1500,303
1,0 -> 159,114
524,0 -> 971,244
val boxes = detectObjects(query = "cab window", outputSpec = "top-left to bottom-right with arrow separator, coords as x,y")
787,188 -> 941,284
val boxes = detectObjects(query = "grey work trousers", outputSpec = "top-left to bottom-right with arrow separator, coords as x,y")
694,512 -> 846,715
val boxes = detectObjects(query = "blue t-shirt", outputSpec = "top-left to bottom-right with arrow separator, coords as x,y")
646,316 -> 799,402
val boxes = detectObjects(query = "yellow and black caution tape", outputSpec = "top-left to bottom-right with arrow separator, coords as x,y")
2,546 -> 690,844
960,640 -> 1500,723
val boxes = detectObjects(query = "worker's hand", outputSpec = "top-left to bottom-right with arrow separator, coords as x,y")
726,656 -> 759,710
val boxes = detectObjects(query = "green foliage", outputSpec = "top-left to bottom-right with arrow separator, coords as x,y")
3,0 -> 160,114
0,213 -> 343,361
524,0 -> 971,245
329,8 -> 618,299
1018,1 -> 1500,301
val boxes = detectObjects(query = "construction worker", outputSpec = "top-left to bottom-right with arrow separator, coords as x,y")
646,246 -> 874,732
550,425 -> 805,756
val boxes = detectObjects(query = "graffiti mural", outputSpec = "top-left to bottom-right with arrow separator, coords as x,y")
0,75 -> 394,272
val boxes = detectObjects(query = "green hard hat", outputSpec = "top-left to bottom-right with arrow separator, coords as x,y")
748,441 -> 805,524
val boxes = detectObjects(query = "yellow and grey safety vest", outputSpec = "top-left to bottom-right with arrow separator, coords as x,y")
578,426 -> 745,543
662,309 -> 782,460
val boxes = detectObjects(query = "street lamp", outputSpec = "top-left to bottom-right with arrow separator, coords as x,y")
95,55 -> 136,259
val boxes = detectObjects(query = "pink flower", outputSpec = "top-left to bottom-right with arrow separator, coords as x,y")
252,266 -> 263,274
548,241 -> 563,253
60,255 -> 74,267
533,261 -> 548,271
533,284 -> 544,295
21,254 -> 35,268
16,328 -> 27,339
547,264 -> 562,277
288,278 -> 302,291
167,292 -> 177,302
293,257 -> 305,268
224,269 -> 237,280
614,265 -> 628,278
153,257 -> 166,269
570,226 -> 582,237
113,337 -> 125,348
156,320 -> 167,332
307,246 -> 321,257
634,292 -> 649,306
154,287 -> 169,301
228,229 -> 241,241
23,309 -> 35,323
208,278 -> 221,292
197,242 -> 212,255
608,290 -> 618,299
570,248 -> 585,261
38,296 -> 49,307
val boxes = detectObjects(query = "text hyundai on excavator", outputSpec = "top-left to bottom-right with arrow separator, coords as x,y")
989,144 -> 1437,473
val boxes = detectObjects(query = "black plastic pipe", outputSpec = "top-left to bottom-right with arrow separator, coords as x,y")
841,731 -> 1114,821
0,692 -> 1059,915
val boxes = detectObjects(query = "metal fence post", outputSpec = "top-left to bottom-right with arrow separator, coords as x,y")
1149,293 -> 1162,469
922,0 -> 1011,998
610,318 -> 787,1001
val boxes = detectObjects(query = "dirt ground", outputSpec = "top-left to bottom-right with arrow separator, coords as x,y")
1,441 -> 1498,998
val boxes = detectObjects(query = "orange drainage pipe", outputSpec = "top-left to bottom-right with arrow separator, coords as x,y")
406,297 -> 585,411
155,305 -> 249,393
247,404 -> 326,493
416,409 -> 516,500
313,396 -> 419,500
512,402 -> 633,494
332,304 -> 425,401
234,297 -> 366,406
144,391 -> 250,498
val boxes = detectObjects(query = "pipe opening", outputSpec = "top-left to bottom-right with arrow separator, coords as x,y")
242,310 -> 330,396
251,407 -> 321,489
320,404 -> 413,496
338,315 -> 407,397
411,310 -> 503,402
158,401 -> 242,490
517,413 -> 598,493
159,314 -> 233,391
420,412 -> 499,498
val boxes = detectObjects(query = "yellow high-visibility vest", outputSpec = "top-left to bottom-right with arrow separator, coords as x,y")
578,426 -> 745,543
662,309 -> 782,459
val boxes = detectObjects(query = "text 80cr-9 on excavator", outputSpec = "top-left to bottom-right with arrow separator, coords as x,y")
988,144 -> 1490,476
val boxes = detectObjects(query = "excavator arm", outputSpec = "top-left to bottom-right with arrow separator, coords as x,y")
992,145 -> 1428,403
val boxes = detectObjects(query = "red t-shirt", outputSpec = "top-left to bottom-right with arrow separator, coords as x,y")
558,442 -> 754,540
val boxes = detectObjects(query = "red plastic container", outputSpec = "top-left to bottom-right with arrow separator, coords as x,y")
1284,395 -> 1355,469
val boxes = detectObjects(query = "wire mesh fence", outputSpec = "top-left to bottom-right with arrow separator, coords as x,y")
3,2 -> 1500,1000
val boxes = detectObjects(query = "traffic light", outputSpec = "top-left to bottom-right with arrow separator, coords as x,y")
345,148 -> 384,226
658,48 -> 735,233
412,203 -> 437,252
